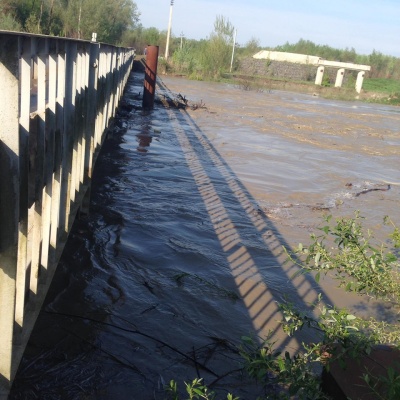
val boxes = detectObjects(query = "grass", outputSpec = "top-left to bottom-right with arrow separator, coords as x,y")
363,78 -> 400,94
362,78 -> 400,106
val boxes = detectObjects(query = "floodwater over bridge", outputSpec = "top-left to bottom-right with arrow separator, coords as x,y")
7,59 -> 400,398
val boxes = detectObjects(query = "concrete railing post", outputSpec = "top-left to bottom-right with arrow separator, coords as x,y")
50,39 -> 66,261
355,71 -> 365,93
315,66 -> 325,86
0,34 -> 20,396
335,68 -> 345,88
14,35 -> 32,337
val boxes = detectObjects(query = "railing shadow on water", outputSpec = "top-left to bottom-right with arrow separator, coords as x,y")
154,77 -> 339,352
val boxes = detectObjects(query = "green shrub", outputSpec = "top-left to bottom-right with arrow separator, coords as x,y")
166,213 -> 400,399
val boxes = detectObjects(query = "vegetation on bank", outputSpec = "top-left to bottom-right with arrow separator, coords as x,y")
166,213 -> 400,399
274,39 -> 400,80
363,78 -> 400,94
161,18 -> 400,105
1,3 -> 399,103
363,79 -> 400,106
1,3 -> 399,80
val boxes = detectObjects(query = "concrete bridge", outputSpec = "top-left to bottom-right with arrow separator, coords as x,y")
0,30 -> 135,397
253,50 -> 371,93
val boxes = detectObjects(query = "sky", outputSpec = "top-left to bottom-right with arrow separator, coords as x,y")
135,0 -> 400,57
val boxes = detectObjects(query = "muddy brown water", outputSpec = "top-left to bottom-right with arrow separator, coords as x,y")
10,71 -> 400,399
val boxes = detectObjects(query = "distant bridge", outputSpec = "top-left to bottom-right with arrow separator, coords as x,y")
253,50 -> 371,93
0,30 -> 135,397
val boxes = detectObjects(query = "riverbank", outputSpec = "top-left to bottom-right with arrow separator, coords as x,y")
160,65 -> 400,106
226,73 -> 400,105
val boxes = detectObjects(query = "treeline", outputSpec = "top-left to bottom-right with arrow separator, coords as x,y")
129,26 -> 400,81
275,39 -> 400,79
1,4 -> 399,80
0,0 -> 139,44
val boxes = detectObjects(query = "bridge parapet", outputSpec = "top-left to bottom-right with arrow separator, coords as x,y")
0,31 -> 135,397
253,51 -> 371,93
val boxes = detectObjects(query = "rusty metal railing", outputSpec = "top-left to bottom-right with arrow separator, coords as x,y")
0,31 -> 135,396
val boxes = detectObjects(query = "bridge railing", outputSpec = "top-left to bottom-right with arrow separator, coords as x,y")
0,31 -> 135,395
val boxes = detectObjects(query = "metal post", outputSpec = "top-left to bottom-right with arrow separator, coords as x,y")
142,45 -> 159,109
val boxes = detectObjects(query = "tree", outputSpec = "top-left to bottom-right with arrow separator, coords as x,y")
1,0 -> 140,44
121,26 -> 169,55
63,0 -> 139,43
238,37 -> 261,57
212,15 -> 234,43
199,15 -> 235,78
0,2 -> 23,31
0,0 -> 64,35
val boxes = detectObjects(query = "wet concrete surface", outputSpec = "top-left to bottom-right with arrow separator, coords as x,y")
9,69 -> 400,399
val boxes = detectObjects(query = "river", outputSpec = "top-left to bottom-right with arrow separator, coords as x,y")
10,68 -> 400,399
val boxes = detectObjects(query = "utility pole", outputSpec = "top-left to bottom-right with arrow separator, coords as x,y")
180,31 -> 184,49
78,0 -> 83,39
230,28 -> 237,73
165,0 -> 174,59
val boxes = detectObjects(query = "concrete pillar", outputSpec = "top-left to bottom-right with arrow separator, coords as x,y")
315,66 -> 325,86
335,68 -> 345,88
355,71 -> 365,93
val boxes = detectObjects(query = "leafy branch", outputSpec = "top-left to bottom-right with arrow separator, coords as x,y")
286,212 -> 400,303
